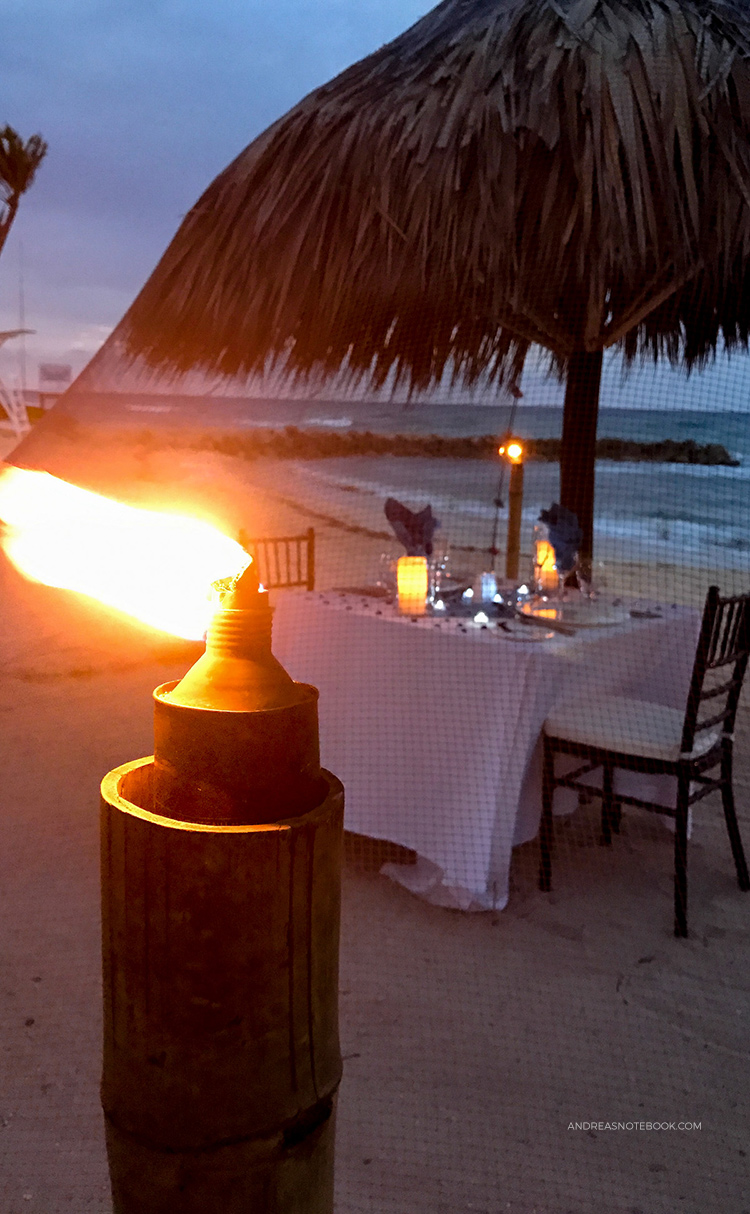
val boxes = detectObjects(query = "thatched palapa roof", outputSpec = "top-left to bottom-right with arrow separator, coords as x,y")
117,0 -> 750,395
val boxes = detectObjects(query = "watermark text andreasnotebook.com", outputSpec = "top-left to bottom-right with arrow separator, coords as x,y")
568,1121 -> 701,1132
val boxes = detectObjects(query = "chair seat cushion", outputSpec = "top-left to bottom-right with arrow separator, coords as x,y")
545,695 -> 722,762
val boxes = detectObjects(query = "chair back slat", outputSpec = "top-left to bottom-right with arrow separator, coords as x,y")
238,530 -> 315,592
681,586 -> 750,754
709,597 -> 747,669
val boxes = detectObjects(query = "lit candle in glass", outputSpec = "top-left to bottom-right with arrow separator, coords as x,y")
397,555 -> 429,615
534,539 -> 558,594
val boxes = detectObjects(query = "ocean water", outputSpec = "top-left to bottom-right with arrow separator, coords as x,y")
230,400 -> 749,573
81,392 -> 750,573
292,452 -> 750,572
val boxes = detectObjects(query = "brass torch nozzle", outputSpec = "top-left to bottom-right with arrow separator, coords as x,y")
163,560 -> 303,714
152,560 -> 324,825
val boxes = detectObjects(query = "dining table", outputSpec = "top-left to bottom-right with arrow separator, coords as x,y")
271,589 -> 700,911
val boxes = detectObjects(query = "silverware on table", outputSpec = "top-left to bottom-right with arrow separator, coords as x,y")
513,611 -> 576,637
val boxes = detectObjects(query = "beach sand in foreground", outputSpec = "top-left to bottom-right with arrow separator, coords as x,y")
0,434 -> 749,1211
0,435 -> 749,1211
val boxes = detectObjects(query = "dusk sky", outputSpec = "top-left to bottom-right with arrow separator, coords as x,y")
1,0 -> 750,410
0,0 -> 432,384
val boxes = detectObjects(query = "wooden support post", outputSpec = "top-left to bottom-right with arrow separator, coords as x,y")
559,348 -> 603,565
505,459 -> 524,581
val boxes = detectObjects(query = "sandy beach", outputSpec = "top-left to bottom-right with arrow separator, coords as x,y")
9,0 -> 750,1205
1,433 -> 749,1212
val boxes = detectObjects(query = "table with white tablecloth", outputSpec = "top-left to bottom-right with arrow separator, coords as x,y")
272,592 -> 699,911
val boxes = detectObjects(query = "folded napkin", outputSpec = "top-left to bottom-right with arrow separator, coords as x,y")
385,498 -> 439,556
538,503 -> 582,574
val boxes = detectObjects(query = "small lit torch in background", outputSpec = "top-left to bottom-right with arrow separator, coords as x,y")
0,465 -> 344,1214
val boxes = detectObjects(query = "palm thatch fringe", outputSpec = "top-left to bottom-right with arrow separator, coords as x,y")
115,0 -> 750,393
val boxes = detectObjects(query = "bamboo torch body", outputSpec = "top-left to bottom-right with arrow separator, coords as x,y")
500,441 -> 525,582
505,460 -> 524,582
100,567 -> 343,1213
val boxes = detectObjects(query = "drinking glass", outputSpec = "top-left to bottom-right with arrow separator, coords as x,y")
576,559 -> 607,600
556,553 -> 578,601
531,523 -> 558,597
376,552 -> 398,596
429,541 -> 451,602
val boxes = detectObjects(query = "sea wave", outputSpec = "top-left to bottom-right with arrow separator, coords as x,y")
304,416 -> 353,428
295,462 -> 750,570
597,460 -> 749,479
593,515 -> 750,567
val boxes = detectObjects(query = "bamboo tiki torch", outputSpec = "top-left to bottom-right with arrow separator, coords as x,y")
99,563 -> 344,1214
500,440 -> 525,582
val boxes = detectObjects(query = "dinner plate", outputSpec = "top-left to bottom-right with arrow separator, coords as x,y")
521,601 -> 627,627
558,603 -> 628,627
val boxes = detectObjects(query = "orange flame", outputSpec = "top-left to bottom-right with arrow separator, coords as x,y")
0,467 -> 249,639
498,439 -> 524,464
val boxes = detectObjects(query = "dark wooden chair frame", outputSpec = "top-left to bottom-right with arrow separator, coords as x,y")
239,527 -> 315,592
539,586 -> 750,936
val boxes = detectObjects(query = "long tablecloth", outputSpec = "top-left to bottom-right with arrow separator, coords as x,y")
272,592 -> 699,910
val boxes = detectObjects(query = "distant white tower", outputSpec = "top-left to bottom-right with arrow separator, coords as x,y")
0,329 -> 35,438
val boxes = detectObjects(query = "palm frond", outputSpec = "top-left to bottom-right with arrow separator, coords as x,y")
0,127 -> 48,200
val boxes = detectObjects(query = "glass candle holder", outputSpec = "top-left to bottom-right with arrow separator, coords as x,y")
532,524 -> 559,595
397,555 -> 429,615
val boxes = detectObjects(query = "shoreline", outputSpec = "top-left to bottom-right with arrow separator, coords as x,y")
194,428 -> 740,466
3,420 -> 740,465
3,432 -> 747,613
40,419 -> 742,465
